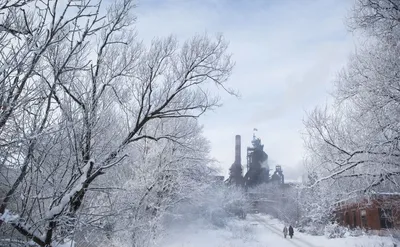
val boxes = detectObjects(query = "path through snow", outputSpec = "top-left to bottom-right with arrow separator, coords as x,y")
249,214 -> 320,247
157,213 -> 397,247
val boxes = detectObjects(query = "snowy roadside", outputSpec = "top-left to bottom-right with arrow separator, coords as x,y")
253,214 -> 398,247
155,218 -> 264,247
156,214 -> 398,247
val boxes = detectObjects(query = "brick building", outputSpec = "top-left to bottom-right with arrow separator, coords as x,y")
333,193 -> 400,233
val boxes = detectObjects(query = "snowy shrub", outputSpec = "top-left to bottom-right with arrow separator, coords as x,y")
299,223 -> 325,236
187,184 -> 249,228
211,208 -> 229,228
224,198 -> 247,220
324,222 -> 347,238
390,230 -> 400,242
227,221 -> 255,242
349,227 -> 364,237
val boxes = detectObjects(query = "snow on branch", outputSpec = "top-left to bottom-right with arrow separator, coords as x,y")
45,159 -> 94,220
0,209 -> 19,223
0,208 -> 46,245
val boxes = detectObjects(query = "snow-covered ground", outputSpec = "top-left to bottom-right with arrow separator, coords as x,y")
157,214 -> 398,247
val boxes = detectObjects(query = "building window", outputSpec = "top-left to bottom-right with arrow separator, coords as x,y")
345,212 -> 350,226
336,211 -> 343,224
352,210 -> 357,228
378,208 -> 393,229
360,209 -> 367,228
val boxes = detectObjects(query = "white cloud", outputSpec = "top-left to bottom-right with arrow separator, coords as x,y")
134,0 -> 355,180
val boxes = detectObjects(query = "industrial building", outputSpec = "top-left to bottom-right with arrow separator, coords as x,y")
226,132 -> 285,188
333,193 -> 400,234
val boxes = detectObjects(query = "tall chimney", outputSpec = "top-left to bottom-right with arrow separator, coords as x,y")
235,135 -> 241,164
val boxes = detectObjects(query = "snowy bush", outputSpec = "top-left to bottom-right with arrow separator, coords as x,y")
227,221 -> 255,242
324,222 -> 348,238
224,198 -> 247,220
187,184 -> 250,228
298,223 -> 325,236
211,208 -> 229,228
349,227 -> 364,237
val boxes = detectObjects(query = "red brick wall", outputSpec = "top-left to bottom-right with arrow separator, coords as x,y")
335,196 -> 400,230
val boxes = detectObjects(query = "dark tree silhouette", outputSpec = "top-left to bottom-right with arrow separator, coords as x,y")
227,163 -> 244,186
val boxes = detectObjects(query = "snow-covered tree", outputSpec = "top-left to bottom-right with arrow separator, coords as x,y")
348,0 -> 400,40
0,0 -> 235,246
74,118 -> 216,247
301,1 -> 400,237
304,0 -> 400,198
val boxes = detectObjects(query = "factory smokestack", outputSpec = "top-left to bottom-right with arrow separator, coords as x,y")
235,135 -> 241,165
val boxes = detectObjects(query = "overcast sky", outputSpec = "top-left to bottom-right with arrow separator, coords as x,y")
135,0 -> 355,181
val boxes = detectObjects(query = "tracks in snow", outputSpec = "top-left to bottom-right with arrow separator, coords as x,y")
250,214 -> 321,247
